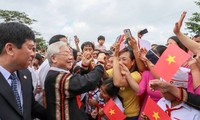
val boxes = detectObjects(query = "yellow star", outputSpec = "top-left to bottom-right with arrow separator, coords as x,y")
152,111 -> 160,120
109,109 -> 115,115
166,55 -> 175,64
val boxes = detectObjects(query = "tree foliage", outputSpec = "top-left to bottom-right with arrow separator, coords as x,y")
185,0 -> 200,35
35,37 -> 47,52
0,9 -> 47,51
0,9 -> 37,25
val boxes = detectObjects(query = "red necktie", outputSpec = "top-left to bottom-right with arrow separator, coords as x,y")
76,95 -> 82,109
165,104 -> 183,117
96,104 -> 104,120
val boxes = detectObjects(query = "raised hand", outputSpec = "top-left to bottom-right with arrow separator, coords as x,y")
129,37 -> 137,49
97,53 -> 106,64
82,51 -> 93,66
173,11 -> 187,35
149,79 -> 169,92
74,37 -> 79,45
141,112 -> 150,120
139,48 -> 148,62
119,62 -> 130,76
113,42 -> 120,57
91,108 -> 98,119
138,30 -> 143,39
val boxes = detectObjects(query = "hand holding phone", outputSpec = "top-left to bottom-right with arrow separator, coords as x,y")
145,49 -> 159,64
123,29 -> 133,45
123,29 -> 132,40
139,28 -> 148,36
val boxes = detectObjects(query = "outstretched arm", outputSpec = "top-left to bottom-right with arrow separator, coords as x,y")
120,62 -> 139,93
129,37 -> 147,72
74,37 -> 81,52
174,11 -> 200,54
112,42 -> 129,87
149,79 -> 200,110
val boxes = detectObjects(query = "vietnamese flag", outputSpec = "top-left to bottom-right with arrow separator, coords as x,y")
103,99 -> 126,120
144,97 -> 170,120
152,44 -> 190,82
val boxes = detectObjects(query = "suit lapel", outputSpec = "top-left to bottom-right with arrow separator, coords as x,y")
0,73 -> 22,115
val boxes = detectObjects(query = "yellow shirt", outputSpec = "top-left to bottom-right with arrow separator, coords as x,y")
107,69 -> 141,117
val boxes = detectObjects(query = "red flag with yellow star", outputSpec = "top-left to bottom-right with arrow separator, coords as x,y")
144,97 -> 170,120
152,44 -> 190,82
103,99 -> 126,120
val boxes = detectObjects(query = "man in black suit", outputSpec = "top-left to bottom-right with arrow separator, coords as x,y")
0,22 -> 46,120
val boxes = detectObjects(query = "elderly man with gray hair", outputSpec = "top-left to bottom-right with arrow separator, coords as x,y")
44,41 -> 106,120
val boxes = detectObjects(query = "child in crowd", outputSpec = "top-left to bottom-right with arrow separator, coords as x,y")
91,78 -> 124,120
95,35 -> 106,52
142,81 -> 200,120
83,87 -> 101,120
156,90 -> 200,120
77,41 -> 98,69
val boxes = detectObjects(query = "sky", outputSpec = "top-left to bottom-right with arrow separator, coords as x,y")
0,0 -> 199,49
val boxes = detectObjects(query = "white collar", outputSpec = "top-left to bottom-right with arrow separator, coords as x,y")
50,67 -> 70,73
162,98 -> 192,111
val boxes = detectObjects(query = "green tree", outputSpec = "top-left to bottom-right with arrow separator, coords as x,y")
185,0 -> 200,35
0,9 -> 37,25
35,37 -> 47,54
0,9 -> 47,51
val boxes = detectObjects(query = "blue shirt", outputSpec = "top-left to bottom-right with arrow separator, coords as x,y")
0,66 -> 23,108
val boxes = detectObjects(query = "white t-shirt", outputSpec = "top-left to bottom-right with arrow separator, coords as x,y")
157,98 -> 200,120
36,59 -> 50,106
37,59 -> 50,89
113,97 -> 124,112
95,45 -> 106,51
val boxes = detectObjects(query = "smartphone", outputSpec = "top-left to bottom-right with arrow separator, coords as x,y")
139,28 -> 148,35
123,29 -> 132,44
123,29 -> 133,39
145,49 -> 159,64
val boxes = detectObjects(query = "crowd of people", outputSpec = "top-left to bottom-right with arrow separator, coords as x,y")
0,11 -> 200,120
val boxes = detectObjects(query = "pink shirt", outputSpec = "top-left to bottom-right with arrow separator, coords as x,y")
138,71 -> 162,112
187,73 -> 200,95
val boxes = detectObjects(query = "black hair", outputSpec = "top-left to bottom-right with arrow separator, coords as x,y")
72,48 -> 77,61
97,49 -> 113,57
49,34 -> 66,45
35,53 -> 44,65
168,36 -> 188,52
97,35 -> 105,41
101,78 -> 119,98
35,53 -> 43,60
119,47 -> 135,61
194,34 -> 200,38
151,44 -> 158,48
0,22 -> 35,54
81,41 -> 95,51
152,45 -> 167,56
94,49 -> 101,52
119,47 -> 138,72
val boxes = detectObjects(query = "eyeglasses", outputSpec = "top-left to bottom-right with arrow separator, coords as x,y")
55,52 -> 73,57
